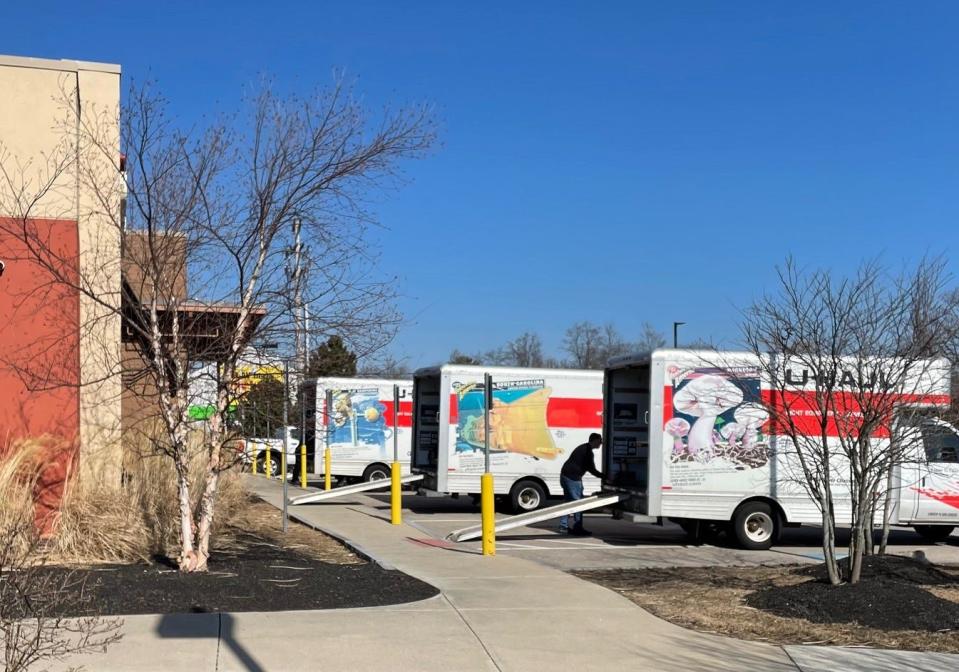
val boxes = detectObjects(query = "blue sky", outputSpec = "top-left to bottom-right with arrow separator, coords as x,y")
5,2 -> 959,364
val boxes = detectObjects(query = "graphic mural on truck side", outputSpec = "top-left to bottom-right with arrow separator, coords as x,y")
329,388 -> 391,458
455,379 -> 559,459
663,365 -> 770,491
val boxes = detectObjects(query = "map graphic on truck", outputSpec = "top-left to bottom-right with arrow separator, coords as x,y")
330,388 -> 390,458
454,379 -> 559,459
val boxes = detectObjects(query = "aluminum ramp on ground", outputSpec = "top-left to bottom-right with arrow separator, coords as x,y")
289,474 -> 424,505
445,493 -> 624,542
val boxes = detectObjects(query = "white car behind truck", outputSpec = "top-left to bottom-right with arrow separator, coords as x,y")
411,364 -> 604,513
603,349 -> 959,549
301,377 -> 413,483
239,426 -> 299,477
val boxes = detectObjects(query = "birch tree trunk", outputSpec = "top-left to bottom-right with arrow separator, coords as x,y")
879,466 -> 895,555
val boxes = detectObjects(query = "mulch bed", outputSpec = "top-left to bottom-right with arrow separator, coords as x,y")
746,555 -> 959,632
575,555 -> 959,652
22,501 -> 438,617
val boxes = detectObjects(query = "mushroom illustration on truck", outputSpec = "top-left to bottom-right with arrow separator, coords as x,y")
735,403 -> 769,451
664,417 -> 691,457
671,375 -> 744,457
733,403 -> 771,468
719,422 -> 746,450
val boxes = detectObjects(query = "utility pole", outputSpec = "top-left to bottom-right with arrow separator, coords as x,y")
292,216 -> 305,368
282,359 -> 289,533
290,216 -> 311,489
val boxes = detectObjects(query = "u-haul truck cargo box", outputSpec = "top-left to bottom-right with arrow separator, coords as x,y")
303,377 -> 413,482
412,364 -> 604,513
604,349 -> 959,549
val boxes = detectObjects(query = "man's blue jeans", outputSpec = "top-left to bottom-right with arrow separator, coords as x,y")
559,475 -> 584,532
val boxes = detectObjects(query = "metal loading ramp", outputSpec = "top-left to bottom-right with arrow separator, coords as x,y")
289,474 -> 424,505
446,493 -> 624,542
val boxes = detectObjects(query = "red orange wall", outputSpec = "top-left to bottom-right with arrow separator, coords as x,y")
0,217 -> 81,532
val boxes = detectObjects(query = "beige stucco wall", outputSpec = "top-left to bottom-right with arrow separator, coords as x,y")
0,55 -> 123,487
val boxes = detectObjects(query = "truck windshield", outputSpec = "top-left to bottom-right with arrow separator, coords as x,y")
920,421 -> 959,463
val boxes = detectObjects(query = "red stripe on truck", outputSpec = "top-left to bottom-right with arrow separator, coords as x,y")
914,488 -> 959,511
547,398 -> 603,427
764,390 -> 949,438
448,394 -> 601,428
662,386 -> 949,438
381,400 -> 413,428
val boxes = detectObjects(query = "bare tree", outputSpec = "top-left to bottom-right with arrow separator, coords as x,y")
562,321 -> 637,369
358,352 -> 410,378
742,257 -> 959,584
599,323 -> 631,361
487,331 -> 545,368
449,349 -> 482,365
635,322 -> 667,353
683,337 -> 718,350
562,321 -> 605,369
0,77 -> 435,572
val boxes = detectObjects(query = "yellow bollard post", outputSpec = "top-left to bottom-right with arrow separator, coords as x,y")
324,447 -> 332,491
390,383 -> 402,525
481,472 -> 495,556
390,462 -> 402,525
280,447 -> 287,483
265,448 -> 272,479
299,444 -> 307,488
251,443 -> 258,475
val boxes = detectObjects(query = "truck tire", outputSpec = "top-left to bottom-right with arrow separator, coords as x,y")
363,464 -> 391,492
256,451 -> 281,478
363,463 -> 391,482
732,501 -> 778,551
913,525 -> 956,542
509,480 -> 546,513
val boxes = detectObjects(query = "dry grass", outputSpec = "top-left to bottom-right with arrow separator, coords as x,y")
1,432 -> 256,565
575,564 -> 959,654
227,497 -> 361,565
2,432 -> 357,568
0,439 -> 45,560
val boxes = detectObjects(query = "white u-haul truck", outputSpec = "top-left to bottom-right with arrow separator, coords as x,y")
301,377 -> 413,483
603,349 -> 959,550
411,364 -> 604,513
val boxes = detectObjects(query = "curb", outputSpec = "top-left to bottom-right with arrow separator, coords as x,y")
283,506 -> 398,571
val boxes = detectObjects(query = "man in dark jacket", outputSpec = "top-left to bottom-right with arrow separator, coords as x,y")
558,433 -> 603,535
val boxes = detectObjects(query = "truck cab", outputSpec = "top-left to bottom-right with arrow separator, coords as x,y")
896,414 -> 959,539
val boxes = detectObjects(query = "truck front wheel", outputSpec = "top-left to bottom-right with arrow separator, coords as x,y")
913,525 -> 955,542
732,501 -> 779,551
256,451 -> 282,478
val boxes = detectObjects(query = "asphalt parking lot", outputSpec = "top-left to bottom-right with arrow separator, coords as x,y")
316,491 -> 959,571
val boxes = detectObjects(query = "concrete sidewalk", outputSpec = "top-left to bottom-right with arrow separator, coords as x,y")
54,477 -> 959,672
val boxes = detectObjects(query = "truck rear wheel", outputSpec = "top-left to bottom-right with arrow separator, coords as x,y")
509,480 -> 546,513
913,525 -> 955,542
363,463 -> 391,482
732,501 -> 778,551
363,464 -> 391,492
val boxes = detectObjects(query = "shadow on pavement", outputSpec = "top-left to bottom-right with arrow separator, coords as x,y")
157,612 -> 265,672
